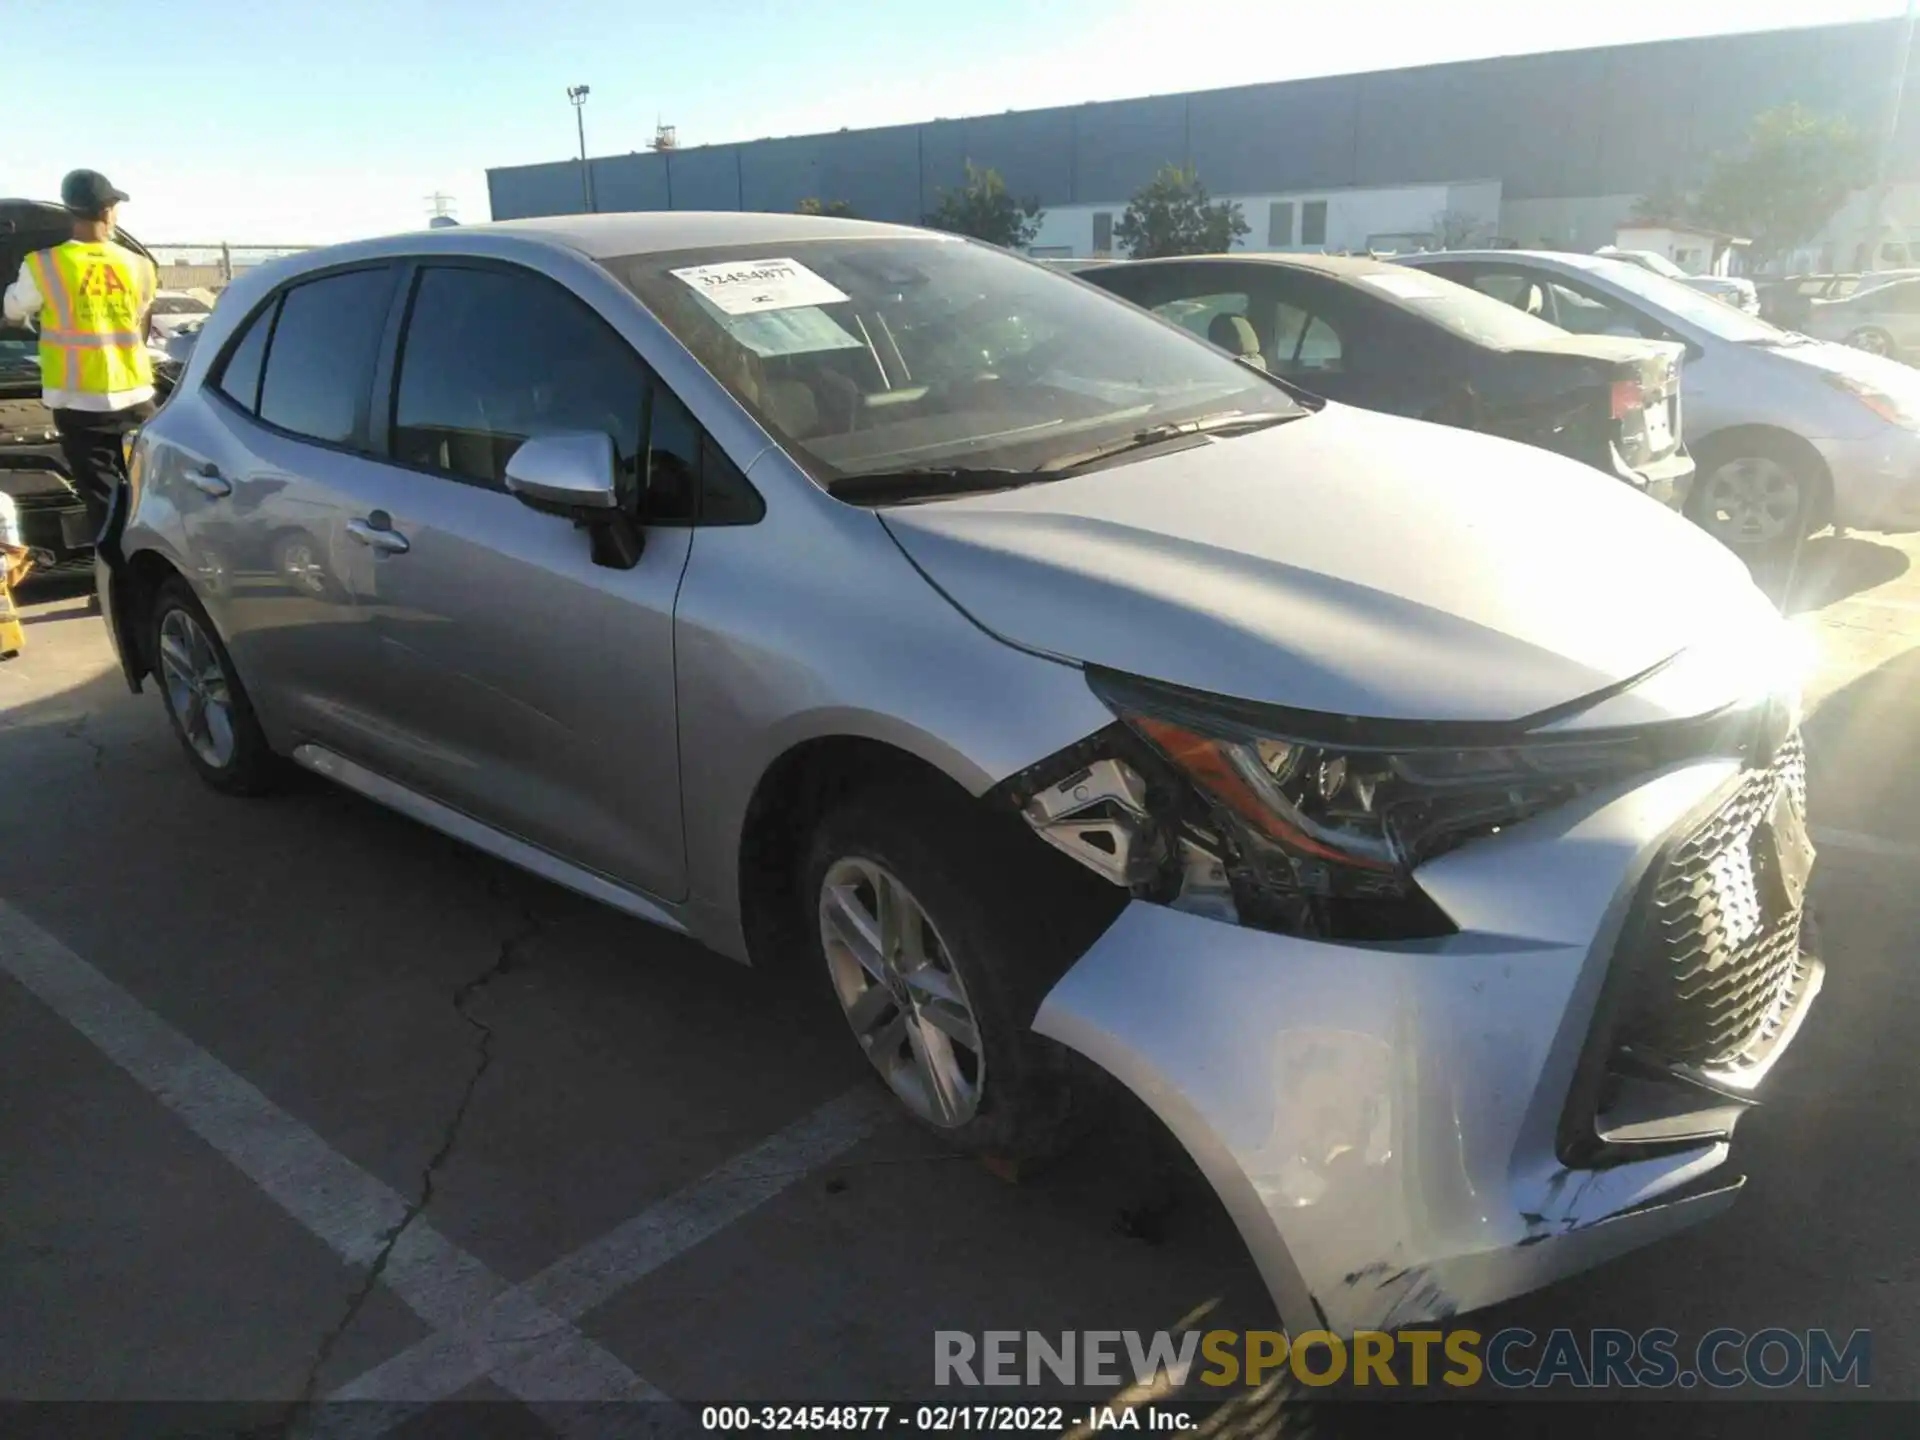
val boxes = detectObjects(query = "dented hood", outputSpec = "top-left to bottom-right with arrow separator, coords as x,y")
879,405 -> 1773,724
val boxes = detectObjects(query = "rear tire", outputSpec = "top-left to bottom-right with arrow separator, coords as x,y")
1845,326 -> 1896,358
149,575 -> 284,796
803,780 -> 1114,1160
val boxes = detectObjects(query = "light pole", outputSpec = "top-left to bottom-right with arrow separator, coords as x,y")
567,84 -> 595,214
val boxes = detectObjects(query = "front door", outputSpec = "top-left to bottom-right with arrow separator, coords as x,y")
336,261 -> 694,902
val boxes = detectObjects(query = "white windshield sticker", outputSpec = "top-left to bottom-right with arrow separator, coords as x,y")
722,306 -> 866,358
670,257 -> 850,315
1359,273 -> 1451,300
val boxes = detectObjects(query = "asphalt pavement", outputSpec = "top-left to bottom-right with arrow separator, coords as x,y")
2,532 -> 1917,1434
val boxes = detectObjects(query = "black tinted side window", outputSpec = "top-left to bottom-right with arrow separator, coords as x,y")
213,298 -> 276,414
257,268 -> 394,446
699,434 -> 764,525
645,386 -> 701,520
393,265 -> 644,491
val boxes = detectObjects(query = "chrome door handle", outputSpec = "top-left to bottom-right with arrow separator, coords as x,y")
346,516 -> 410,554
188,464 -> 232,498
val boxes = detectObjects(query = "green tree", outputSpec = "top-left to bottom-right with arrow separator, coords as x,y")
1430,208 -> 1491,250
796,197 -> 859,218
1114,163 -> 1249,259
922,161 -> 1044,248
1689,104 -> 1874,267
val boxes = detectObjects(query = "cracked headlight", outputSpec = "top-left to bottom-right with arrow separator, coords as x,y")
1089,671 -> 1668,901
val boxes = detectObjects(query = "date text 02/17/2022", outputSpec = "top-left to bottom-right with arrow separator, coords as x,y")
700,1406 -> 1194,1432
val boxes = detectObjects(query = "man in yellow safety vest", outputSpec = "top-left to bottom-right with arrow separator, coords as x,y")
2,169 -> 158,543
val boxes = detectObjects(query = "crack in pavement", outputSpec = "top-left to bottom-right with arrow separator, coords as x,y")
61,714 -> 106,771
278,896 -> 557,1436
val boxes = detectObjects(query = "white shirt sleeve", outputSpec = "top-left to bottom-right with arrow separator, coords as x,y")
2,261 -> 42,328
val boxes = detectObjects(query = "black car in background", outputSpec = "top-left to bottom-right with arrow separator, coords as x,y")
1,199 -> 174,578
1081,253 -> 1695,509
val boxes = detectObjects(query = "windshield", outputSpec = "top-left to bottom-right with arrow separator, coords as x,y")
604,237 -> 1298,481
1352,268 -> 1572,348
151,295 -> 209,316
1564,254 -> 1786,342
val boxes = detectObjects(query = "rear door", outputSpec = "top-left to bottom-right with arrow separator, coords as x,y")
335,259 -> 697,901
165,263 -> 402,742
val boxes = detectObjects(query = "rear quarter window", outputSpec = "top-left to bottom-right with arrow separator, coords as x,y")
212,300 -> 276,414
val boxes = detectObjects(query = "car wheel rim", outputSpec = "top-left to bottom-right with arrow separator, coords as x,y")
281,542 -> 325,594
158,607 -> 236,769
1849,328 -> 1890,355
819,857 -> 985,1128
1699,456 -> 1801,546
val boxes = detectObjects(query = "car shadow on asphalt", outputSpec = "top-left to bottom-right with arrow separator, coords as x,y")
1749,533 -> 1911,614
1803,639 -> 1920,843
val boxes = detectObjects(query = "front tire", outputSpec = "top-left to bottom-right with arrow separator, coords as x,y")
1686,440 -> 1819,555
804,781 -> 1111,1160
149,575 -> 283,796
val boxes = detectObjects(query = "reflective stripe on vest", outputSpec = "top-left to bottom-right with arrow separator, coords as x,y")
31,242 -> 154,397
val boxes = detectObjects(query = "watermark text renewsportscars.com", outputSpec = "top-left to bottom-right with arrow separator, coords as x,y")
934,1327 -> 1871,1390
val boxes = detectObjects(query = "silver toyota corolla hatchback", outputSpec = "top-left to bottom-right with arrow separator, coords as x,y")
101,213 -> 1821,1333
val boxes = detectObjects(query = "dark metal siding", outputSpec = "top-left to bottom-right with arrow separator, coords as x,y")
488,18 -> 1919,220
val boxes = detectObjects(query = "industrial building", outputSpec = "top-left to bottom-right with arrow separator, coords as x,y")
487,16 -> 1920,267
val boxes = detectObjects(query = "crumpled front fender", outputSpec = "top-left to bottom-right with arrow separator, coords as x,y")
1033,760 -> 1760,1333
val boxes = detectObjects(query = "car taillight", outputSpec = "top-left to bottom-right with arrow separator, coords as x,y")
1610,378 -> 1645,420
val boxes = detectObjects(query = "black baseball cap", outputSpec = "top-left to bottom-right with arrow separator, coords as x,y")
60,169 -> 130,217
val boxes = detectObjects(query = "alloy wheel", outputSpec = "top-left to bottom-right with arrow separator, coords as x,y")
157,606 -> 237,769
819,856 -> 986,1128
1846,327 -> 1893,356
1697,456 -> 1803,547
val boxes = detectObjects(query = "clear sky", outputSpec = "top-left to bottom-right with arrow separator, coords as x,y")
12,0 -> 1905,245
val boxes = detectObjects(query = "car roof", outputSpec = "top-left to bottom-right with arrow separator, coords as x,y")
1104,252 -> 1441,279
385,210 -> 925,260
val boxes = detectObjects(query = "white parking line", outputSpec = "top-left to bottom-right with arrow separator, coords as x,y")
0,898 -> 878,1426
327,1086 -> 887,1410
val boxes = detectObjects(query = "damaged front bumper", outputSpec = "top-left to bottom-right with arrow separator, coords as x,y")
1033,754 -> 1821,1333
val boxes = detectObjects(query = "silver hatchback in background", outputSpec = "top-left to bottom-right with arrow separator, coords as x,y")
102,213 -> 1820,1332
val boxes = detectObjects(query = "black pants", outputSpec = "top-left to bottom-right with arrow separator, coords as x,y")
53,402 -> 155,542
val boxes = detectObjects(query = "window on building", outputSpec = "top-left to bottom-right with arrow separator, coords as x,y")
1301,201 -> 1329,248
256,267 -> 395,446
393,264 -> 645,492
1093,212 -> 1114,255
1268,202 -> 1295,248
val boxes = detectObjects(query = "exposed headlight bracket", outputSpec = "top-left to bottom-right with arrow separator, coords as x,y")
1021,757 -> 1164,888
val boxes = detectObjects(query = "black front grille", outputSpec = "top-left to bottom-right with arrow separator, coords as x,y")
1621,734 -> 1809,1069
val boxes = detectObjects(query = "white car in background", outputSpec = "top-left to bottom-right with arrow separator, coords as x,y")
1598,247 -> 1760,315
148,290 -> 213,341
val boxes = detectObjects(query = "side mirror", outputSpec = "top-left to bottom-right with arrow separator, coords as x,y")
504,431 -> 643,570
505,431 -> 620,513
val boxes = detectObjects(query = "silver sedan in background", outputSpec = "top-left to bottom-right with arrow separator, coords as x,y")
1802,276 -> 1920,361
1407,248 -> 1920,552
103,213 -> 1819,1333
